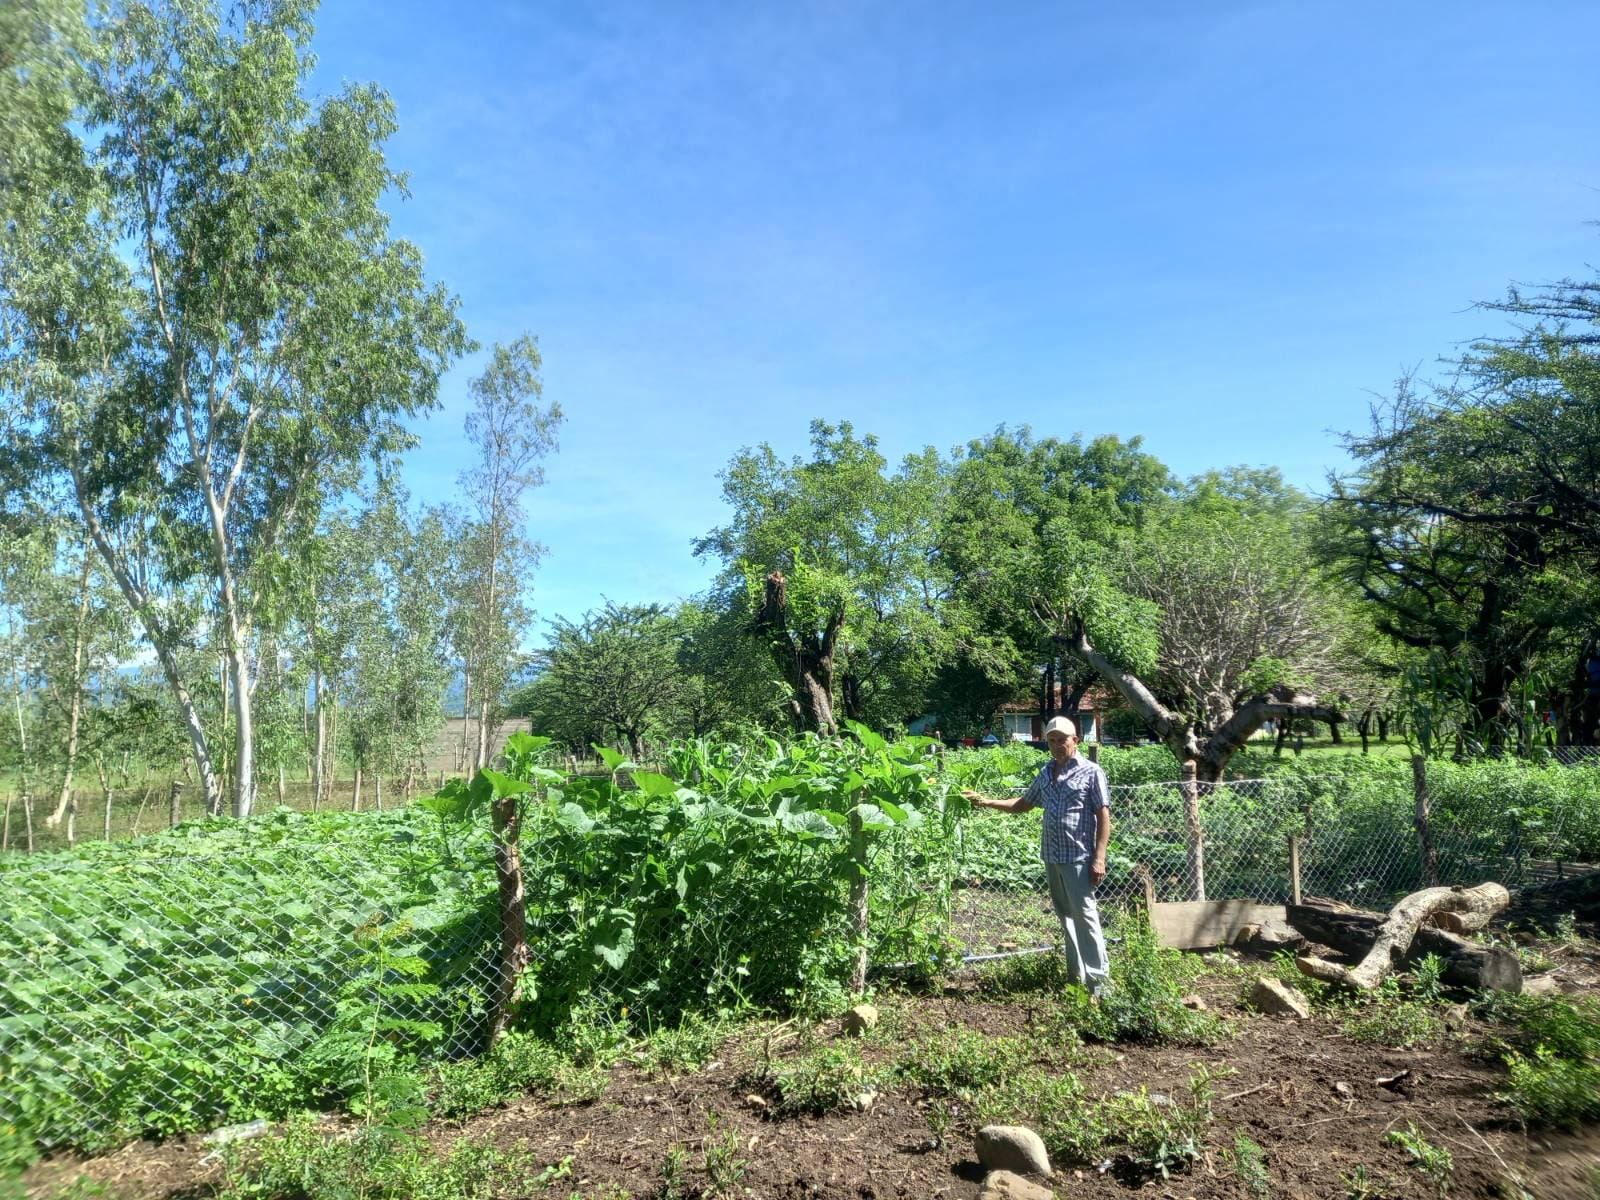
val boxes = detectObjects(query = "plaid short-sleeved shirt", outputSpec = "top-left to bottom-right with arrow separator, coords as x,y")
1022,755 -> 1110,864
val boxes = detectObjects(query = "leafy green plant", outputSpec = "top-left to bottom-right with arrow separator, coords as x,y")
1227,1134 -> 1271,1198
1057,917 -> 1228,1045
1342,1000 -> 1443,1048
1385,1123 -> 1452,1196
1342,1164 -> 1381,1200
974,949 -> 1071,995
429,1031 -> 570,1120
1478,992 -> 1600,1128
762,1043 -> 882,1116
657,1143 -> 689,1200
701,1115 -> 747,1198
1502,1048 -> 1600,1129
894,1028 -> 1032,1098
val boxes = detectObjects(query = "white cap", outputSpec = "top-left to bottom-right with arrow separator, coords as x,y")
1043,716 -> 1077,739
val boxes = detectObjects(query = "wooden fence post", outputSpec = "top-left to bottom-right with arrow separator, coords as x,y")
1287,834 -> 1302,906
168,780 -> 182,828
1181,760 -> 1206,901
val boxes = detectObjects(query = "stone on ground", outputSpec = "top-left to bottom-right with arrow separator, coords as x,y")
976,1125 -> 1051,1177
1181,993 -> 1208,1011
1249,976 -> 1311,1019
979,1169 -> 1054,1200
841,1003 -> 879,1035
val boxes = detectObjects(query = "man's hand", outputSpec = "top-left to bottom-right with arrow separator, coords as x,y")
960,789 -> 987,808
1090,856 -> 1107,887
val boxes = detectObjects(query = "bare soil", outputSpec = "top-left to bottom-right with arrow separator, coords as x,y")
21,943 -> 1600,1200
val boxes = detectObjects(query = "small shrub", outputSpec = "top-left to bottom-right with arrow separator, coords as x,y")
701,1118 -> 747,1197
974,950 -> 1071,996
766,1044 -> 882,1116
1226,1133 -> 1271,1198
1342,1000 -> 1444,1048
1407,955 -> 1447,1004
894,1028 -> 1032,1097
633,1011 -> 736,1077
1342,1164 -> 1381,1200
972,1068 -> 1107,1165
1502,1048 -> 1600,1130
1385,1123 -> 1452,1196
430,1031 -> 603,1120
657,1144 -> 688,1200
1058,918 -> 1228,1046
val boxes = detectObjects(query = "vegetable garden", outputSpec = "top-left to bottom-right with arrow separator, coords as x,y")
4,734 -> 1600,1196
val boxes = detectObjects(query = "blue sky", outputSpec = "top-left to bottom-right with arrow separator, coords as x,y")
307,1 -> 1600,629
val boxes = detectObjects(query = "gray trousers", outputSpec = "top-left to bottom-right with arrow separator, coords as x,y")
1045,860 -> 1109,994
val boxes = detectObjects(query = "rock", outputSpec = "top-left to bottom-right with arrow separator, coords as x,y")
979,1170 -> 1054,1200
744,1093 -> 768,1111
976,1125 -> 1051,1178
1523,974 -> 1561,996
852,1087 -> 879,1111
1233,923 -> 1261,945
1333,1081 -> 1352,1099
842,1004 -> 879,1036
1181,993 -> 1208,1011
1249,976 -> 1311,1019
1442,1003 -> 1470,1031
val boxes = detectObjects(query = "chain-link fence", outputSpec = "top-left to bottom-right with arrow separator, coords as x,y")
946,772 -> 1593,959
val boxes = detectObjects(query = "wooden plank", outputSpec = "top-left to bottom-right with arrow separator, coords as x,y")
1148,900 -> 1289,950
1288,834 -> 1302,906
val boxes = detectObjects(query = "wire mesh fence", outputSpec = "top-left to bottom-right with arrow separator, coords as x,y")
945,772 -> 1592,959
2,765 -> 1595,1157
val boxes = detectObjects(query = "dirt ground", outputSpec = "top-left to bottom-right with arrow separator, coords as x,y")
20,939 -> 1600,1200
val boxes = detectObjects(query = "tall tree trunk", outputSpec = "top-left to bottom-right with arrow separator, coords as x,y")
46,551 -> 95,830
312,667 -> 326,810
1180,758 -> 1206,901
277,763 -> 286,807
756,570 -> 842,736
458,669 -> 472,773
2,793 -> 10,850
97,754 -> 114,842
22,783 -> 34,852
476,540 -> 499,772
227,637 -> 255,818
132,784 -> 153,835
65,791 -> 77,846
1412,754 -> 1439,887
374,773 -> 383,811
351,767 -> 362,811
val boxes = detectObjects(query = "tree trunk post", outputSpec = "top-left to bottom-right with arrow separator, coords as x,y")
351,767 -> 362,811
1180,760 -> 1205,901
488,788 -> 531,1043
2,793 -> 10,850
168,779 -> 182,828
22,785 -> 34,852
1411,754 -> 1439,887
1086,742 -> 1100,764
1287,833 -> 1302,906
277,763 -> 286,807
847,800 -> 870,995
374,773 -> 383,811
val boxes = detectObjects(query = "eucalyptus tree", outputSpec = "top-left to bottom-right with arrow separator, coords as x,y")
457,336 -> 562,770
0,0 -> 469,817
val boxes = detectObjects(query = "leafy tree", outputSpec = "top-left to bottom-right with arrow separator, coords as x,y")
1323,264 -> 1600,749
0,0 -> 469,816
456,336 -> 562,770
533,602 -> 684,758
696,421 -> 947,733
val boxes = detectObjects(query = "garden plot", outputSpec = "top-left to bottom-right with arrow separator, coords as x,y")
20,922 -> 1600,1200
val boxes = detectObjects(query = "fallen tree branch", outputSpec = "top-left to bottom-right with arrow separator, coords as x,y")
1295,882 -> 1510,991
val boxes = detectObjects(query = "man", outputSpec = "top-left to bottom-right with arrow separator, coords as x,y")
962,715 -> 1112,995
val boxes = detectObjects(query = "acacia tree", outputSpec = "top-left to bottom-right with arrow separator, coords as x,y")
457,336 -> 562,770
0,0 -> 468,817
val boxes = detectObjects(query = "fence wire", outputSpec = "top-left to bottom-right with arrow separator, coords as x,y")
945,774 -> 1588,959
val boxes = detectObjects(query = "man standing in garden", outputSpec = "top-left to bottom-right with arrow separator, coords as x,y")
962,716 -> 1112,995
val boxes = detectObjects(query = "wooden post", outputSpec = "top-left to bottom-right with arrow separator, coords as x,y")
1287,834 -> 1303,906
1411,754 -> 1439,887
1134,862 -> 1156,910
1086,742 -> 1100,764
168,779 -> 182,827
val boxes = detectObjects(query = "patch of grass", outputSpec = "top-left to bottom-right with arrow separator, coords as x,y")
1385,1122 -> 1452,1196
1342,1000 -> 1444,1048
701,1115 -> 747,1198
1342,1164 -> 1383,1200
216,1112 -> 556,1199
763,1043 -> 883,1116
429,1031 -> 606,1120
894,1027 -> 1033,1097
973,949 -> 1072,996
1057,918 -> 1229,1046
632,1010 -> 737,1077
1501,1048 -> 1600,1130
1226,1133 -> 1271,1198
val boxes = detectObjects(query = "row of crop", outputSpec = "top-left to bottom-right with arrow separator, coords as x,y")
0,728 -> 962,1160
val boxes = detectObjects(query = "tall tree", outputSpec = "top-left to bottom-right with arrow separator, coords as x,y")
696,421 -> 947,733
533,602 -> 684,758
458,336 -> 562,770
0,0 -> 469,816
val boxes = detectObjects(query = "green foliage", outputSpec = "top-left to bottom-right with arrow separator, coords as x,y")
1480,991 -> 1600,1129
974,949 -> 1072,996
763,1042 -> 882,1116
215,1112 -> 551,1200
1384,1123 -> 1452,1195
893,1028 -> 1033,1097
428,1032 -> 571,1121
1107,1065 -> 1227,1180
1227,1133 -> 1271,1198
0,807 -> 493,1157
1341,999 -> 1443,1048
701,1117 -> 747,1197
630,1010 -> 738,1078
1057,917 -> 1228,1046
